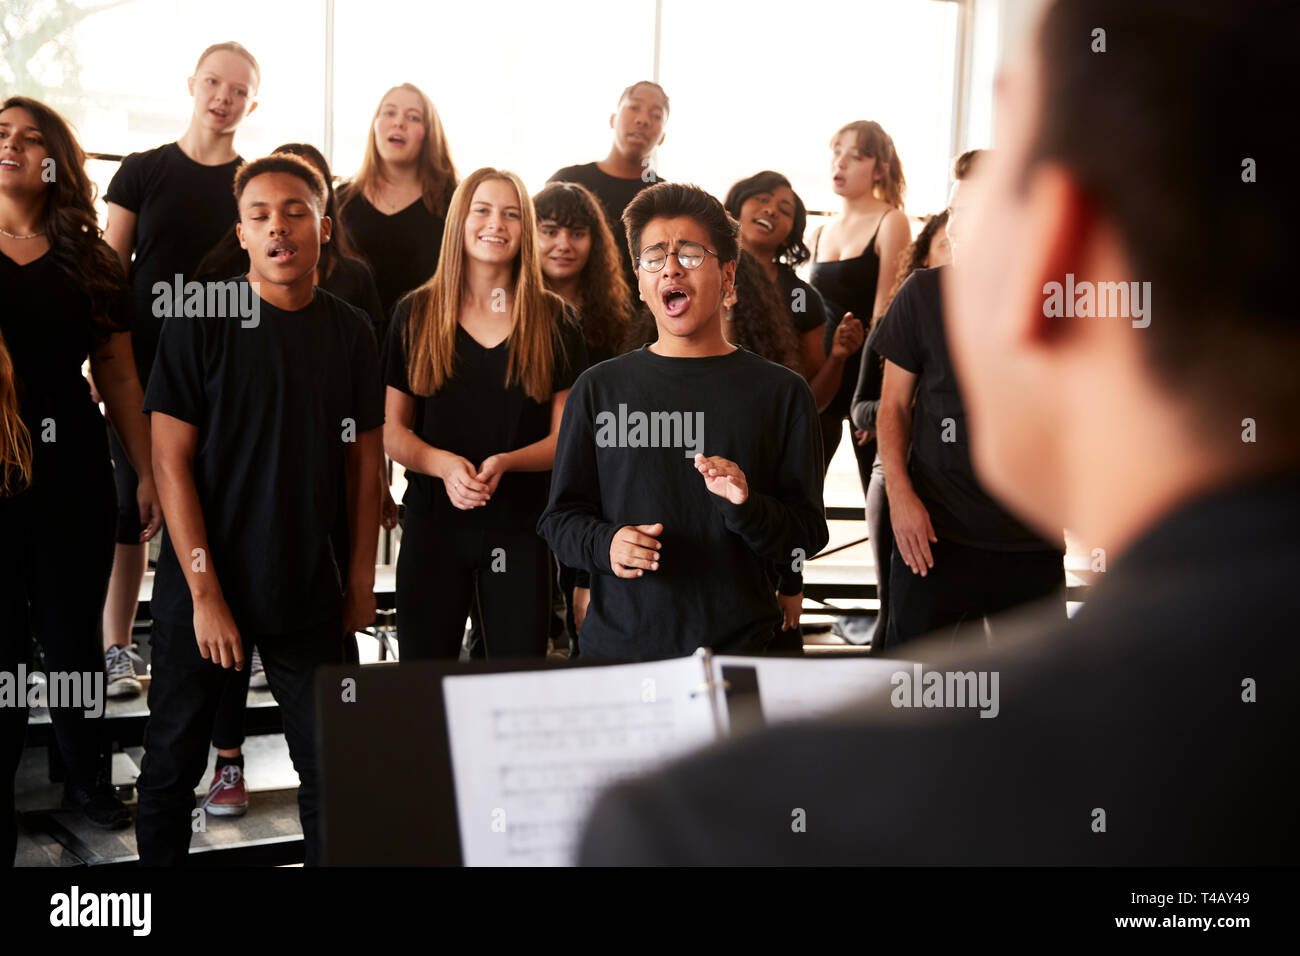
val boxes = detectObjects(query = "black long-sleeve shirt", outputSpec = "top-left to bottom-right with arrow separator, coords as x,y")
537,345 -> 829,659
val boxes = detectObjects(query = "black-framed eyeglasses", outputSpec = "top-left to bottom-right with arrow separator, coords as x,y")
636,240 -> 719,273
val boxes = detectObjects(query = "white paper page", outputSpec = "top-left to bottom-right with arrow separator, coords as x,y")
443,656 -> 718,867
713,655 -> 908,727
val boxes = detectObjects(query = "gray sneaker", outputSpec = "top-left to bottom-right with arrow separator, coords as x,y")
104,644 -> 143,698
248,647 -> 268,689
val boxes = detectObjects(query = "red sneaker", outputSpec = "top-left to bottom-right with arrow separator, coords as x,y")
200,765 -> 249,817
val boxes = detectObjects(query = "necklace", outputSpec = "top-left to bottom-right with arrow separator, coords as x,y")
0,225 -> 44,240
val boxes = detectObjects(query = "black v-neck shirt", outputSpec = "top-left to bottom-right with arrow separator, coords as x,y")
0,245 -> 128,486
105,142 -> 243,386
339,190 -> 446,335
383,296 -> 587,530
143,279 -> 385,633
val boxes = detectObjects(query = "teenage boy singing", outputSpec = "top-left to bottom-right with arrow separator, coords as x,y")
538,182 -> 828,659
137,153 -> 383,865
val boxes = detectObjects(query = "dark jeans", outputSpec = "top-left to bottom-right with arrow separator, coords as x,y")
887,538 -> 1066,649
135,615 -> 342,866
396,511 -> 551,661
1,469 -> 116,865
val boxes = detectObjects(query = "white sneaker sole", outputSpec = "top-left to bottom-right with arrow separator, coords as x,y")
106,677 -> 142,698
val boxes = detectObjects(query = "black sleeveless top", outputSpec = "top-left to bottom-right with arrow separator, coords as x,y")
809,214 -> 886,419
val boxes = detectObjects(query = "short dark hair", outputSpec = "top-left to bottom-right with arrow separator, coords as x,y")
233,153 -> 327,212
1030,0 -> 1298,434
622,182 -> 739,269
723,171 -> 811,268
952,149 -> 984,182
618,81 -> 670,117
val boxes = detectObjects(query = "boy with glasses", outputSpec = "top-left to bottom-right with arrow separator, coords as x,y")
538,183 -> 828,660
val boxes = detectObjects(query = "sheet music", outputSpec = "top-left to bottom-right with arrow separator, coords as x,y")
713,655 -> 906,727
443,657 -> 717,867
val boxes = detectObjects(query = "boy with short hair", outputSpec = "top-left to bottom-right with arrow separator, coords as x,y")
549,81 -> 670,287
136,153 -> 383,865
538,182 -> 828,659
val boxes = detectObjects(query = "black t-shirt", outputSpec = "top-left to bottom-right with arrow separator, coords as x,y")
537,346 -> 829,659
384,297 -> 588,529
105,143 -> 242,386
143,280 -> 385,632
866,266 -> 1060,552
0,245 -> 128,488
322,255 -> 385,332
549,162 -> 664,291
339,190 -> 446,331
775,264 -> 832,337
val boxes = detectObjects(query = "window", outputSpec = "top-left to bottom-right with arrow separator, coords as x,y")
4,0 -> 325,222
331,0 -> 657,193
657,0 -> 960,222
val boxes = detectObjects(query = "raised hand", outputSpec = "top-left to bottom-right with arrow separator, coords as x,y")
694,454 -> 748,505
830,312 -> 865,359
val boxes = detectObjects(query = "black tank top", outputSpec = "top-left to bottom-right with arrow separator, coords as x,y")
809,213 -> 886,418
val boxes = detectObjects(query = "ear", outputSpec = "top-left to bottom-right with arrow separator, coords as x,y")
235,221 -> 247,250
609,113 -> 616,131
1021,161 -> 1094,348
656,131 -> 666,148
721,259 -> 737,294
187,75 -> 196,97
320,214 -> 332,245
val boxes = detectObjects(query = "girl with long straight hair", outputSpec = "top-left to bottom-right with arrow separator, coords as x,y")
338,83 -> 458,341
384,168 -> 587,660
0,96 -> 160,860
99,41 -> 260,701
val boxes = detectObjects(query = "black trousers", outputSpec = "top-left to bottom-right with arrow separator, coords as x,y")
134,615 -> 342,866
395,510 -> 551,661
886,538 -> 1066,649
107,424 -> 144,545
1,469 -> 116,865
211,502 -> 358,751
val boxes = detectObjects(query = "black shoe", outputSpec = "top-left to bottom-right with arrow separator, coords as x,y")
62,773 -> 132,830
